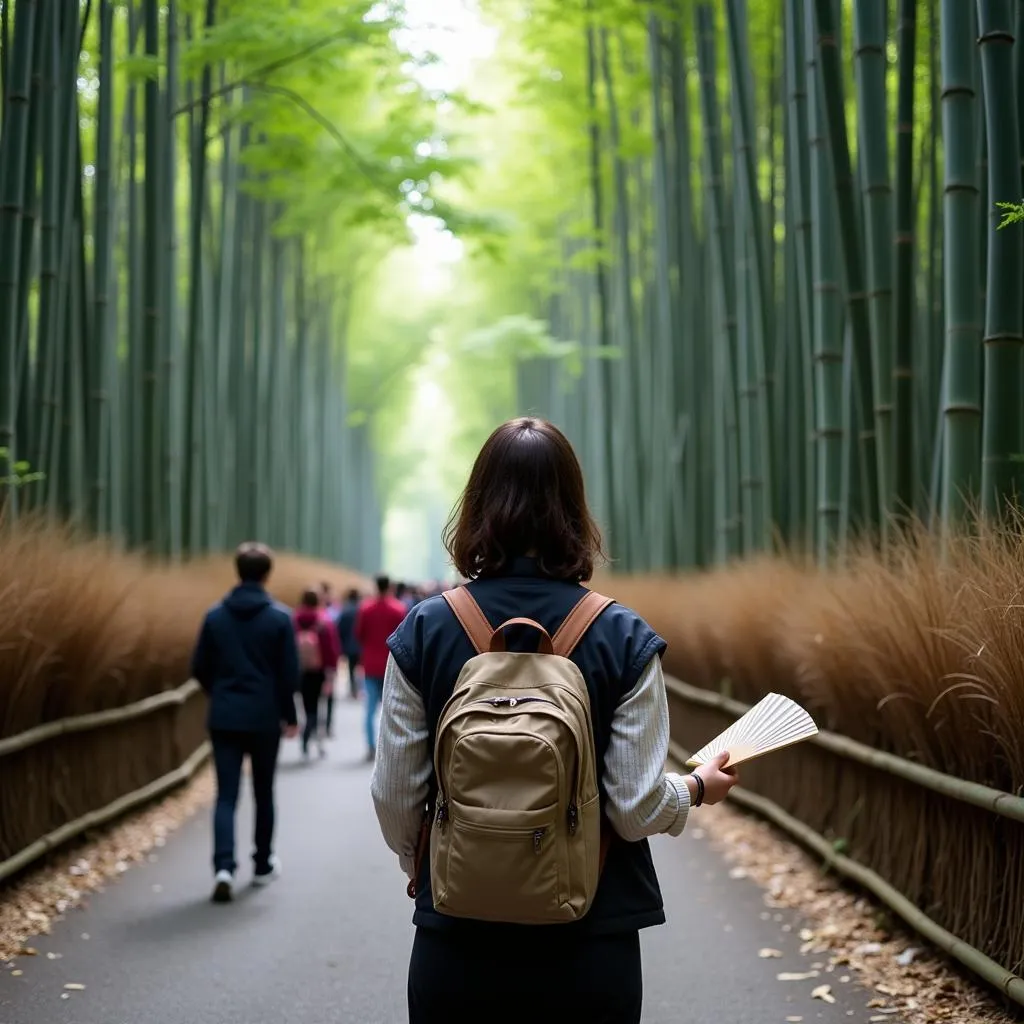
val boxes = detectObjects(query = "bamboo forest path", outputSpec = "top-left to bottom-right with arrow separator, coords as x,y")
1,699 -> 885,1024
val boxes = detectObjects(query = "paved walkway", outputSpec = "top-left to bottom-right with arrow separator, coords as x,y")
1,700 -> 888,1023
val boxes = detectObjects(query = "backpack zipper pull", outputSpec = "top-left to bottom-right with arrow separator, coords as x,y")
567,802 -> 578,835
533,828 -> 545,854
435,799 -> 449,831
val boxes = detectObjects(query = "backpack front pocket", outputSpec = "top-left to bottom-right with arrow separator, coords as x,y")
434,802 -> 561,923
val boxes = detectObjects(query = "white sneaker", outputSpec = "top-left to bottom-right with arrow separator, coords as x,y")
212,869 -> 233,903
253,856 -> 281,887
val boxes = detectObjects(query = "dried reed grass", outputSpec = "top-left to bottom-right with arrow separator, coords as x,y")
0,520 -> 363,877
605,523 -> 1024,793
0,518 -> 364,738
603,522 -> 1024,980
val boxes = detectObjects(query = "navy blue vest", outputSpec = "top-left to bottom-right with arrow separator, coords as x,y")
386,556 -> 669,936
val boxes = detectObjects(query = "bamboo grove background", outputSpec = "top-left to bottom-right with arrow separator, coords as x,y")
492,0 -> 1024,572
0,0 -> 475,571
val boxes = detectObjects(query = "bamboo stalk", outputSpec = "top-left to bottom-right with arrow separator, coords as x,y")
940,0 -> 982,530
977,0 -> 1024,518
0,0 -> 38,510
813,0 -> 881,531
892,0 -> 917,517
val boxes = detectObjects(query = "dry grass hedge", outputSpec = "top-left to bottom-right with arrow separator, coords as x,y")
601,524 -> 1024,979
0,522 -> 364,877
604,525 -> 1024,793
0,520 -> 365,739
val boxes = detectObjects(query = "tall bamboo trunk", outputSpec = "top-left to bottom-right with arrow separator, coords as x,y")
813,0 -> 880,534
804,0 -> 845,560
0,0 -> 38,507
977,0 -> 1024,517
696,1 -> 741,559
725,0 -> 772,551
892,0 -> 917,517
141,0 -> 162,550
853,0 -> 894,535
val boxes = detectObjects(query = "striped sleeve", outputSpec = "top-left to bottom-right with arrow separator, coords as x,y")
602,654 -> 692,841
370,654 -> 431,878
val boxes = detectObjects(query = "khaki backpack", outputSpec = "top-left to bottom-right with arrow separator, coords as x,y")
425,586 -> 614,925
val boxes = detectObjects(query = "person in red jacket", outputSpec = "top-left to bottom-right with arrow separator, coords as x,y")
355,575 -> 408,761
293,589 -> 341,760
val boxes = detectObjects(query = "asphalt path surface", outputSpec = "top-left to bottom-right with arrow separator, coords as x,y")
1,699 -> 894,1023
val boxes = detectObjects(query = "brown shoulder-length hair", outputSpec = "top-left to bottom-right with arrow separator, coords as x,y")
443,417 -> 605,582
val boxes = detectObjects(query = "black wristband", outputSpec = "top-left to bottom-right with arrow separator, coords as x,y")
689,772 -> 704,807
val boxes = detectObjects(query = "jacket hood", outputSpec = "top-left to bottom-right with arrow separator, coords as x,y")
224,583 -> 272,620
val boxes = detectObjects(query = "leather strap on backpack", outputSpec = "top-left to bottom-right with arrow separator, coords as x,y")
552,590 -> 615,657
442,587 -> 493,654
443,585 -> 615,659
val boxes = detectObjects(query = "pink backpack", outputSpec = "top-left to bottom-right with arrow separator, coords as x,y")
297,625 -> 323,672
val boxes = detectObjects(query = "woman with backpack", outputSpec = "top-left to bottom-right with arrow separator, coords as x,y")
293,590 -> 340,760
370,417 -> 739,1024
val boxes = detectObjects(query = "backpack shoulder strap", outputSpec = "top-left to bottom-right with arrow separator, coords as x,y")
552,590 -> 615,658
442,586 -> 493,655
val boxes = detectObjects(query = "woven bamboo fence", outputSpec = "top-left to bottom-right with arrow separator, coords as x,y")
664,674 -> 1024,1008
0,680 -> 208,884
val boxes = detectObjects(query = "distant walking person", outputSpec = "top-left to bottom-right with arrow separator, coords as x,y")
354,576 -> 407,761
191,543 -> 299,904
317,582 -> 340,737
294,589 -> 341,760
336,588 -> 363,700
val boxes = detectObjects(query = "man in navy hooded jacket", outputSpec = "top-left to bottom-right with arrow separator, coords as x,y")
191,542 -> 300,903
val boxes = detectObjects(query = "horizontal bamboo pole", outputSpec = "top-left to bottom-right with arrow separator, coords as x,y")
667,738 -> 1024,1007
0,738 -> 211,885
664,674 -> 1024,824
0,679 -> 201,759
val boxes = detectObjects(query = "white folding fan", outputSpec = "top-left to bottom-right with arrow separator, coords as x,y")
685,692 -> 819,769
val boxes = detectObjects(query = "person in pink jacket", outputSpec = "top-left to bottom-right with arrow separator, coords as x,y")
293,589 -> 341,759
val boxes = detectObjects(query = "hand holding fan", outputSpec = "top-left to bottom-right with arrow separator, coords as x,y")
685,692 -> 818,769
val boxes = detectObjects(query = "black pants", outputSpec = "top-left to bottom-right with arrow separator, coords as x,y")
408,926 -> 643,1024
210,730 -> 280,875
323,689 -> 335,734
300,671 -> 325,752
347,655 -> 361,699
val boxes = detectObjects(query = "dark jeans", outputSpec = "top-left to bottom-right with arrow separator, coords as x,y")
300,670 -> 325,752
323,689 -> 335,734
347,655 -> 361,699
210,729 -> 281,875
408,927 -> 642,1024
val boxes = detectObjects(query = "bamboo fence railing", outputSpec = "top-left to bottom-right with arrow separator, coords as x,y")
0,679 -> 208,884
665,674 -> 1024,1008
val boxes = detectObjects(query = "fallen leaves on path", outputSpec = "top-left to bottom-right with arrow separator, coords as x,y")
0,766 -> 214,961
695,801 -> 1017,1024
811,983 -> 835,1004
